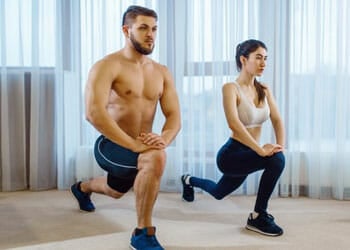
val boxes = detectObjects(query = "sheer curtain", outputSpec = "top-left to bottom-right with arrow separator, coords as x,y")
226,0 -> 350,200
55,0 -> 84,189
0,0 -> 83,191
282,0 -> 350,199
2,0 -> 350,200
0,0 -> 57,191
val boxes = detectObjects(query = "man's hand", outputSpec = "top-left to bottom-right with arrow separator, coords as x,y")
137,132 -> 166,148
132,132 -> 166,153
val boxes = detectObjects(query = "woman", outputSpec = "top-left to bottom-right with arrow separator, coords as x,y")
181,39 -> 285,236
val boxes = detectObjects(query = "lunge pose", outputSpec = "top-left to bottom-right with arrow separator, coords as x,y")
181,39 -> 285,236
71,5 -> 181,250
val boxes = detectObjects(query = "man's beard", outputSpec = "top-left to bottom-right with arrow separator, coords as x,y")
130,33 -> 154,55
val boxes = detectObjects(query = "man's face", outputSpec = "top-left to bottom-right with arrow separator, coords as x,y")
128,16 -> 157,55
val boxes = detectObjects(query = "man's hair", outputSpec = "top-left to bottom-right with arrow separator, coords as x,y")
122,5 -> 158,26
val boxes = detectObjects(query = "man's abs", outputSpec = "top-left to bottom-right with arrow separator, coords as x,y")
107,101 -> 156,138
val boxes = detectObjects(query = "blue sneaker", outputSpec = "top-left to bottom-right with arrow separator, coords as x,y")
181,174 -> 194,202
130,227 -> 164,250
246,212 -> 283,236
70,182 -> 95,212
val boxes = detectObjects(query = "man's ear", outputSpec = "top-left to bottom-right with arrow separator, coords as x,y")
122,25 -> 130,38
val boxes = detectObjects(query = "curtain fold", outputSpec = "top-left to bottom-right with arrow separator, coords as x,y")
285,0 -> 350,199
55,0 -> 82,189
0,69 -> 27,191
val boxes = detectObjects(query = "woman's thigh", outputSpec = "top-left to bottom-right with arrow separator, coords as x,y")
217,138 -> 267,176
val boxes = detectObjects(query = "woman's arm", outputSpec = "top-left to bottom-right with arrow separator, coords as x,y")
264,85 -> 285,149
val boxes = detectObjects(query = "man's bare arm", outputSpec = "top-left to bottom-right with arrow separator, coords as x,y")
158,66 -> 181,146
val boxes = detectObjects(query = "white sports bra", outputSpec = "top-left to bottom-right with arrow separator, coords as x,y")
234,82 -> 270,128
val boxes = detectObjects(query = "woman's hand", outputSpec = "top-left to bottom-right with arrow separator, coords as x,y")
258,144 -> 283,157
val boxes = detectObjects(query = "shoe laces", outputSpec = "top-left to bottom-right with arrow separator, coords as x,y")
259,213 -> 276,225
147,235 -> 160,247
183,183 -> 193,195
80,191 -> 93,205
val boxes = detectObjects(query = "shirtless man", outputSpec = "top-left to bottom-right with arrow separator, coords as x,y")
70,5 -> 181,250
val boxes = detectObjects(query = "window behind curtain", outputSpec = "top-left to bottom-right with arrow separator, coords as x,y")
288,0 -> 350,151
2,0 -> 55,67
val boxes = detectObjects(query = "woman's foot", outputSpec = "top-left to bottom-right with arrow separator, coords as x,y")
181,174 -> 194,202
246,212 -> 283,236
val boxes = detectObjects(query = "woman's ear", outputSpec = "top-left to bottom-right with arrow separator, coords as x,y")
240,55 -> 246,67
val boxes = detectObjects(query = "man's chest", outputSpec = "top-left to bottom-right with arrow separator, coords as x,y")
112,70 -> 163,100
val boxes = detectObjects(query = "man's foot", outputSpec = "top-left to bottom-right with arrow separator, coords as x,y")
130,227 -> 164,250
181,174 -> 194,202
70,182 -> 95,212
246,212 -> 283,236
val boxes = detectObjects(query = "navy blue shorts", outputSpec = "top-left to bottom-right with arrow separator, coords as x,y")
94,135 -> 139,193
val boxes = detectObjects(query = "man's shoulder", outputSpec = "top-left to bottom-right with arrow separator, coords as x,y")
101,51 -> 123,64
150,60 -> 169,74
91,52 -> 122,70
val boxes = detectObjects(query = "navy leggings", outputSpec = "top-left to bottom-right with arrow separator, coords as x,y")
189,137 -> 285,214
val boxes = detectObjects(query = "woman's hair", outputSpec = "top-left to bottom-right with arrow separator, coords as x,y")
235,39 -> 267,103
122,5 -> 158,26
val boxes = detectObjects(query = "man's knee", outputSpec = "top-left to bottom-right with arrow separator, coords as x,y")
138,150 -> 166,177
105,184 -> 125,199
109,190 -> 124,199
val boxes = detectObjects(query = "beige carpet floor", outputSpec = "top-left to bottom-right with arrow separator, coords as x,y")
1,190 -> 350,250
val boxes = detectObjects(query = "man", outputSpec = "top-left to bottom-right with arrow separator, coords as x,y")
70,5 -> 181,250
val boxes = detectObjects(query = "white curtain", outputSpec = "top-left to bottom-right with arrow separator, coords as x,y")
55,0 -> 84,189
0,0 -> 83,191
281,0 -> 350,199
2,0 -> 350,200
0,0 -> 56,191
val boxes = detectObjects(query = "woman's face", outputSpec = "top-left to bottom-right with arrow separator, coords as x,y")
242,47 -> 267,77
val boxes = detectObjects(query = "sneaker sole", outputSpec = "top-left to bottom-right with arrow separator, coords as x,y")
69,188 -> 95,213
245,224 -> 283,237
130,242 -> 163,250
182,197 -> 194,202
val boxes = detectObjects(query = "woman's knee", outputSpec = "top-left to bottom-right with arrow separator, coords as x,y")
213,193 -> 226,200
269,152 -> 285,172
